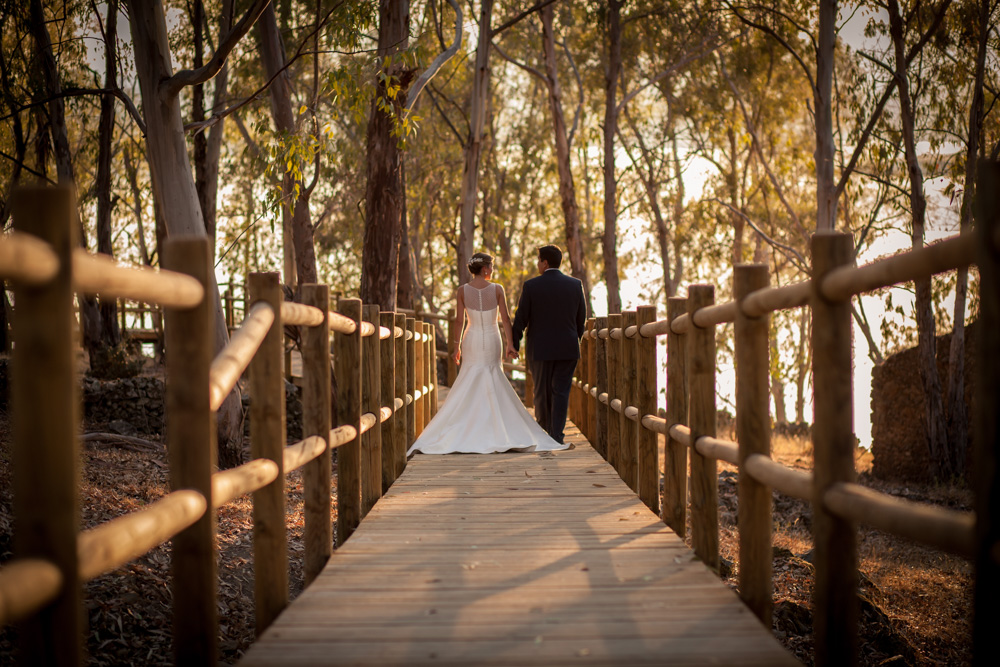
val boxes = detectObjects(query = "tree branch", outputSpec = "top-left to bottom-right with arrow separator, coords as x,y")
426,86 -> 465,144
616,32 -> 722,113
491,40 -> 547,84
161,0 -> 271,99
724,1 -> 815,92
491,0 -> 559,37
0,86 -> 146,134
557,39 -> 583,148
404,0 -> 462,116
709,197 -> 809,272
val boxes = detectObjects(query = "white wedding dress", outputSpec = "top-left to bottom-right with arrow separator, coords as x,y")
407,283 -> 569,455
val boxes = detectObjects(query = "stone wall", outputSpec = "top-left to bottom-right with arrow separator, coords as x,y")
870,323 -> 977,483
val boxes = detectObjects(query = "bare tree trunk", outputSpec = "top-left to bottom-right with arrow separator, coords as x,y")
945,0 -> 988,477
126,0 -> 245,468
771,334 -> 787,423
815,0 -> 837,230
457,0 -> 493,286
28,0 -> 104,355
889,0 -> 949,478
96,0 -> 122,348
396,162 -> 415,310
257,5 -> 318,288
360,0 -> 410,310
541,4 -> 590,309
795,307 -> 809,422
602,0 -> 623,314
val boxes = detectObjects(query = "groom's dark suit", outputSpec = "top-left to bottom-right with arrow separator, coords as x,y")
511,268 -> 587,444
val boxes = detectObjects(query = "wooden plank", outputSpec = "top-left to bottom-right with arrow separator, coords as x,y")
361,304 -> 382,516
663,298 -> 688,536
11,186 -> 82,665
687,286 -> 719,572
249,272 -> 288,635
811,233 -> 858,666
300,284 -> 331,586
734,265 -> 773,625
244,425 -> 794,667
163,237 -> 217,665
335,298 -> 362,544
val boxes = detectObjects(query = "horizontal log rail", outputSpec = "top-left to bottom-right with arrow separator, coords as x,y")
566,214 -> 1000,666
280,301 -> 325,327
73,248 -> 204,308
0,230 -> 60,284
208,301 -> 274,411
0,559 -> 62,628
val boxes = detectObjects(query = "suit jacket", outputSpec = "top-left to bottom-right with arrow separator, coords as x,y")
511,269 -> 586,361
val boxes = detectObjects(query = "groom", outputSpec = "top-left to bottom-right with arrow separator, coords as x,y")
511,245 -> 587,444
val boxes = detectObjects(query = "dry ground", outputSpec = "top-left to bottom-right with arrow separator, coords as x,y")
0,414 -> 972,665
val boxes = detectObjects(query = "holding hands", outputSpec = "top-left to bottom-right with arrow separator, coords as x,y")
505,344 -> 518,361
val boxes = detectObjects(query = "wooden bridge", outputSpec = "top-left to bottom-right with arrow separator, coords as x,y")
1,180 -> 999,666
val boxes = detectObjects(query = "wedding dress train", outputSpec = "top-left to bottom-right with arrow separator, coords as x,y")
407,283 -> 568,455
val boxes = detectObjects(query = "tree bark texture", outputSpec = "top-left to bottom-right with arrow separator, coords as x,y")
457,0 -> 493,286
541,4 -> 591,309
602,0 -> 623,313
888,0 -> 949,478
257,4 -> 318,288
96,0 -> 121,347
360,0 -> 410,310
815,0 -> 837,230
126,0 -> 244,467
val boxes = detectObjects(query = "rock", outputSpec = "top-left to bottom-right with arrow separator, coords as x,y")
718,556 -> 734,578
773,599 -> 812,636
108,420 -> 138,436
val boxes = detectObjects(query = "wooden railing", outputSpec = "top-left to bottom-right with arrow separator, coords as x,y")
0,186 -> 440,665
567,167 -> 1000,666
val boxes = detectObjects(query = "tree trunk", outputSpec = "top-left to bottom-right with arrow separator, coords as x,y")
396,161 -> 415,310
457,0 -> 493,286
771,335 -> 786,423
541,4 -> 590,310
815,0 -> 837,230
257,5 -> 318,288
28,0 -> 104,356
889,0 -> 949,478
795,307 -> 809,423
602,0 -> 623,314
95,0 -> 122,348
945,0 -> 988,477
360,0 -> 410,310
126,0 -> 244,468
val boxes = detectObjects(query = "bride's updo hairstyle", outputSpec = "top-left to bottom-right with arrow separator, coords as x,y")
468,252 -> 494,276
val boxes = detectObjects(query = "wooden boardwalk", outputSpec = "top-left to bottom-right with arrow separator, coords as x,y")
242,417 -> 796,665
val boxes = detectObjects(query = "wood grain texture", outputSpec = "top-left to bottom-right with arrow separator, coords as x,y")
620,311 -> 638,492
406,317 -> 416,450
11,186 -> 83,665
636,306 -> 658,514
301,284 -> 332,586
242,417 -> 795,666
335,299 -> 363,545
249,272 -> 288,635
606,314 -> 623,477
415,318 -> 425,437
361,304 -> 382,517
734,265 -> 773,625
424,322 -> 434,425
810,233 -> 858,666
393,313 -> 408,480
163,237 -> 217,665
380,311 -> 396,494
687,286 -> 719,572
664,298 -> 688,537
594,316 -> 609,460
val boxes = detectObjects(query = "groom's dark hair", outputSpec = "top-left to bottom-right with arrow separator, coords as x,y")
538,245 -> 562,268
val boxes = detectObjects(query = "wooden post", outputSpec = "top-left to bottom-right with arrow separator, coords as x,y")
524,338 -> 534,408
588,318 -> 597,446
607,313 -> 623,476
393,312 -> 407,478
414,320 -> 424,436
248,272 -> 288,635
224,283 -> 234,330
621,310 -> 639,491
120,296 -> 127,332
11,186 -> 83,665
361,304 -> 382,517
973,160 -> 1000,665
594,316 -> 609,460
380,311 -> 396,493
429,322 -> 439,418
447,307 -> 458,386
335,298 -> 363,545
163,237 -> 216,665
406,317 -> 416,446
424,322 -> 434,424
734,265 -> 773,625
811,232 -> 858,666
664,297 -> 688,537
637,306 -> 658,513
301,284 -> 331,586
687,285 -> 719,572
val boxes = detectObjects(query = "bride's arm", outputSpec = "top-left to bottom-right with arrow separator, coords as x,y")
452,287 -> 467,364
496,285 -> 516,357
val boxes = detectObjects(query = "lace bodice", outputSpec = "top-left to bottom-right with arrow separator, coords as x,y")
463,282 -> 499,311
461,283 -> 501,368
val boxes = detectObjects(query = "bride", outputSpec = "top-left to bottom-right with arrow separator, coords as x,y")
407,252 -> 569,455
